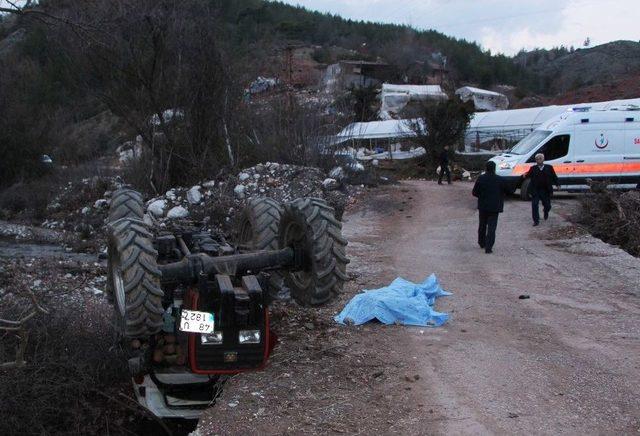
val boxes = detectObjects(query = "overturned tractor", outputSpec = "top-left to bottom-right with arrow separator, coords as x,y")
106,188 -> 348,417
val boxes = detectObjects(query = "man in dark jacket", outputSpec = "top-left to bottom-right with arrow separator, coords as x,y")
522,153 -> 560,226
438,145 -> 452,185
472,161 -> 510,253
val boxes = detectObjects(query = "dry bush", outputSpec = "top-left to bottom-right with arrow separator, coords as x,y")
0,298 -> 128,434
0,179 -> 58,221
578,188 -> 640,256
0,263 -> 199,435
0,163 -> 114,223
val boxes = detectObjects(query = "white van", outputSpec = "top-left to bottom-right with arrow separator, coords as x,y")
490,106 -> 640,199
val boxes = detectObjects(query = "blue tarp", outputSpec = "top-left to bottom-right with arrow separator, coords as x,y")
334,274 -> 451,327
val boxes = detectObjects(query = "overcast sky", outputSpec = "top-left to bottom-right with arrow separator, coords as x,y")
279,0 -> 640,55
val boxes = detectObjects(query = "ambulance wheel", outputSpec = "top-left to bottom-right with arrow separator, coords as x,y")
519,178 -> 531,201
279,198 -> 349,306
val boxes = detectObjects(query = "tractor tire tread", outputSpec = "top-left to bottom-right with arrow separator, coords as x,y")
280,197 -> 349,306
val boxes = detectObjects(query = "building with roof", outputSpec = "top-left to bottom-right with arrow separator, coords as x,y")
465,97 -> 640,150
379,83 -> 448,120
334,118 -> 422,145
323,60 -> 394,93
455,86 -> 509,111
332,97 -> 640,153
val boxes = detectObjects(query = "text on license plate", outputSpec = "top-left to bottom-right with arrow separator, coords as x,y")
179,310 -> 215,333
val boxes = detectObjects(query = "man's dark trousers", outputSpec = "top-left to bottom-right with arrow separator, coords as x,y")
438,166 -> 451,184
478,210 -> 498,250
531,189 -> 551,224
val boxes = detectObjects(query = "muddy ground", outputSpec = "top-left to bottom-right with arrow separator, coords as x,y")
1,180 -> 638,435
197,180 -> 640,435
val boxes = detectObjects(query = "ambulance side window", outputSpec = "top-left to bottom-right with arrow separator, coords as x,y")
527,134 -> 570,162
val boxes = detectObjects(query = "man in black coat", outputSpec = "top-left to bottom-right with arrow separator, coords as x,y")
438,145 -> 452,185
472,161 -> 510,253
522,153 -> 560,226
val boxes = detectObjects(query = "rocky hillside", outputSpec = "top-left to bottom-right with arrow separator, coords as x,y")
549,71 -> 640,105
515,40 -> 640,95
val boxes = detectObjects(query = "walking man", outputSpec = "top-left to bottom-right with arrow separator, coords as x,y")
472,161 -> 510,253
522,153 -> 560,226
438,145 -> 452,185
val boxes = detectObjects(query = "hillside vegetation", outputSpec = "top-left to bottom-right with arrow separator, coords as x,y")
0,0 -> 638,193
514,40 -> 640,95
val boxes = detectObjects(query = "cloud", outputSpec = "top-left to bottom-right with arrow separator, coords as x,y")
282,0 -> 640,55
476,0 -> 639,54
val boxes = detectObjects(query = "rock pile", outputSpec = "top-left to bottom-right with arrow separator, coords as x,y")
6,162 -> 368,252
144,162 -> 360,230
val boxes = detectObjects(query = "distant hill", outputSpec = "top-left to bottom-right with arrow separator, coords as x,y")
514,40 -> 640,95
217,0 -> 533,90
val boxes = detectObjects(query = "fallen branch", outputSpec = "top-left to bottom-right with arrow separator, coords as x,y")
0,289 -> 49,368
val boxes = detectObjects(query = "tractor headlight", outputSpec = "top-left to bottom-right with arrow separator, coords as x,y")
499,162 -> 513,170
201,331 -> 223,345
238,330 -> 261,344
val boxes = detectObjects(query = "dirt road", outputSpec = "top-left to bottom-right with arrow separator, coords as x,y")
199,181 -> 640,435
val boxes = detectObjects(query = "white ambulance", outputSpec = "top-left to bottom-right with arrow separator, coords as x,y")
490,106 -> 640,199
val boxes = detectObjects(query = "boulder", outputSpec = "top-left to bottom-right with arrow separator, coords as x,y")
167,206 -> 189,219
148,199 -> 167,217
238,172 -> 251,182
234,184 -> 246,199
202,180 -> 215,188
165,189 -> 177,201
187,186 -> 202,204
322,178 -> 340,191
94,199 -> 109,209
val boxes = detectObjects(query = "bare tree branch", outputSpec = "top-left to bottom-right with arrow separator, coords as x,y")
0,288 -> 49,368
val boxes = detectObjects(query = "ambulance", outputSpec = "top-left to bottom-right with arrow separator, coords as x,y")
490,106 -> 640,199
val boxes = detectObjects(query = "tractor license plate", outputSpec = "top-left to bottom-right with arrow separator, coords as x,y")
179,310 -> 215,333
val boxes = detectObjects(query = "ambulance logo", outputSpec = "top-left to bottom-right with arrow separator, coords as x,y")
595,133 -> 609,149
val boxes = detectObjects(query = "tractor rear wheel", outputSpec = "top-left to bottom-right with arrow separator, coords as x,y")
107,217 -> 164,338
107,187 -> 145,305
106,188 -> 164,339
279,197 -> 349,306
108,187 -> 144,222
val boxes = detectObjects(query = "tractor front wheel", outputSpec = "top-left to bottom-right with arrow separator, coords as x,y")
237,197 -> 286,298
